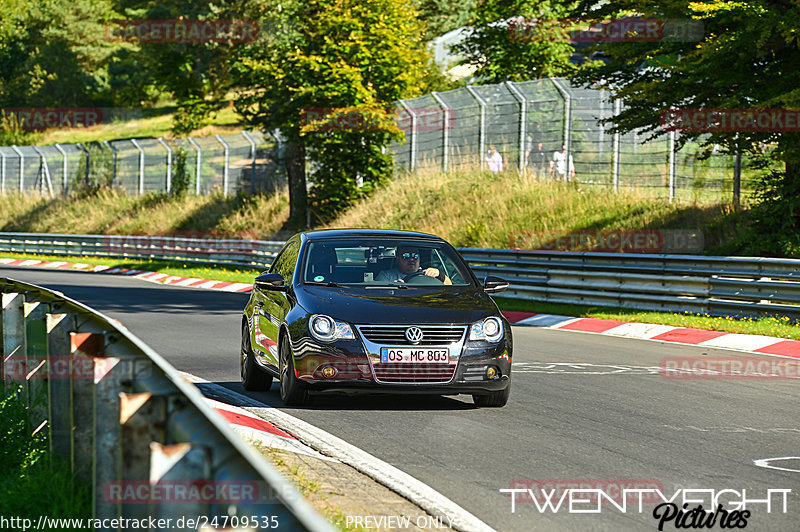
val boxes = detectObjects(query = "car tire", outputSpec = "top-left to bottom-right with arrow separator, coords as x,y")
472,385 -> 510,407
241,323 -> 272,391
279,335 -> 309,406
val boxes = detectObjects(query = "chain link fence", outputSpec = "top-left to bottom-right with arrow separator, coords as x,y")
0,78 -> 760,201
392,78 -> 756,202
0,131 -> 285,197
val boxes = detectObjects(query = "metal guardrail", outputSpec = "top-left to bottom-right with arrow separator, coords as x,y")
0,278 -> 333,531
2,232 -> 800,320
460,248 -> 800,320
0,232 -> 283,269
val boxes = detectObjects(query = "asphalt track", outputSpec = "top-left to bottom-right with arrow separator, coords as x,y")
3,266 -> 799,531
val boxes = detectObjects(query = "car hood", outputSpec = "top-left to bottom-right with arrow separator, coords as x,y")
296,285 -> 500,325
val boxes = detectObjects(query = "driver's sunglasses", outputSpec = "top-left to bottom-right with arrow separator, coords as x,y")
401,252 -> 419,260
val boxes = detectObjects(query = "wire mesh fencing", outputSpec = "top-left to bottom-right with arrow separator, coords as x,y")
392,78 -> 757,202
0,131 -> 285,197
0,78 -> 760,202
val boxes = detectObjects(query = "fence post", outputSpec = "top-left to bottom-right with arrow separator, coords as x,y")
550,78 -> 572,181
668,130 -> 677,202
31,145 -> 54,198
188,137 -> 202,195
0,148 -> 5,194
130,139 -> 145,196
505,81 -> 527,173
76,143 -> 90,187
734,151 -> 741,207
54,144 -> 69,195
612,99 -> 621,193
215,134 -> 230,196
430,92 -> 450,173
398,101 -> 417,171
103,141 -> 117,188
465,86 -> 487,170
158,138 -> 172,193
241,131 -> 258,193
10,145 -> 24,192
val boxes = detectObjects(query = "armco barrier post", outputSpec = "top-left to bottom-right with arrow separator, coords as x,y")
47,312 -> 74,463
70,332 -> 104,480
93,354 -> 127,522
24,300 -> 50,427
150,442 -> 211,522
2,292 -> 26,397
119,392 -> 167,521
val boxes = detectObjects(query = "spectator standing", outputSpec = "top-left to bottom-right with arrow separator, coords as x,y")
550,144 -> 575,181
486,146 -> 503,174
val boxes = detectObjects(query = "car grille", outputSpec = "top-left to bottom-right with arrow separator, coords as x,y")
357,325 -> 465,346
372,363 -> 456,383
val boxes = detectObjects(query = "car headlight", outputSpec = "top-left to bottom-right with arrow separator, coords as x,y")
309,314 -> 355,342
469,317 -> 504,343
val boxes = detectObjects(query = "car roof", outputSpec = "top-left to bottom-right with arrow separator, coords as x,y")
302,228 -> 445,241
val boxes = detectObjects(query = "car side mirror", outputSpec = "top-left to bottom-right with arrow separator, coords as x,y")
254,273 -> 287,291
483,276 -> 509,294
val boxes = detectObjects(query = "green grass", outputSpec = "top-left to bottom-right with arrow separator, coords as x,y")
0,383 -> 91,521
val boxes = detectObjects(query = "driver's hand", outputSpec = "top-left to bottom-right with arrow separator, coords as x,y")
422,268 -> 439,278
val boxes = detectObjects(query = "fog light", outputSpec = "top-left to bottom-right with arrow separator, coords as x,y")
322,366 -> 337,378
486,366 -> 497,379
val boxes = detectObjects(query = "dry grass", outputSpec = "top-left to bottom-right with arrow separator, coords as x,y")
0,187 -> 290,239
328,167 -> 741,249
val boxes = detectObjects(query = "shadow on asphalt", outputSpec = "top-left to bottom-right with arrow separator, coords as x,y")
213,381 -> 476,411
1,267 -> 249,314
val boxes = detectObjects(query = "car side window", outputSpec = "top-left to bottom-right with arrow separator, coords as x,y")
270,241 -> 300,282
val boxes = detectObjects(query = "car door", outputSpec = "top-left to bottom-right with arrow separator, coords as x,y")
252,238 -> 300,369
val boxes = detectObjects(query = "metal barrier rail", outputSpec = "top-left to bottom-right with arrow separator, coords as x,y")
2,232 -> 800,319
0,232 -> 283,269
0,278 -> 333,531
460,249 -> 800,319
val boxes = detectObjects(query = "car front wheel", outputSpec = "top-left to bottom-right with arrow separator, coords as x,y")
279,335 -> 309,406
241,323 -> 272,391
472,385 -> 510,407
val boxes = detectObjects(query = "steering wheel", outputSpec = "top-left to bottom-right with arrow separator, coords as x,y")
402,270 -> 443,285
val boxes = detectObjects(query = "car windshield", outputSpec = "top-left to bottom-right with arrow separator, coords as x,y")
302,239 -> 473,286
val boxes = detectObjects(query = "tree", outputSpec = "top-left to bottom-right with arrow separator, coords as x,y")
414,0 -> 477,40
571,0 -> 800,255
231,0 -> 430,225
454,0 -> 581,83
0,0 -> 120,107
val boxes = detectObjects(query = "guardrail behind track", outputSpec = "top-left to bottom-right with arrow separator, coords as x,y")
2,232 -> 800,320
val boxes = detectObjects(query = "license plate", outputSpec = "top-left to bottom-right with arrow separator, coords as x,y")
379,347 -> 450,363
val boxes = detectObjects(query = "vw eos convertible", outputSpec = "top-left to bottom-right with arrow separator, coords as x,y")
240,229 -> 512,407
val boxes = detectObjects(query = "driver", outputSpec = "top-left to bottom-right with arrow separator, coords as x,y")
376,246 -> 451,284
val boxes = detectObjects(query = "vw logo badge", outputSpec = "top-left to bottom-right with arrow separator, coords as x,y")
405,327 -> 424,344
